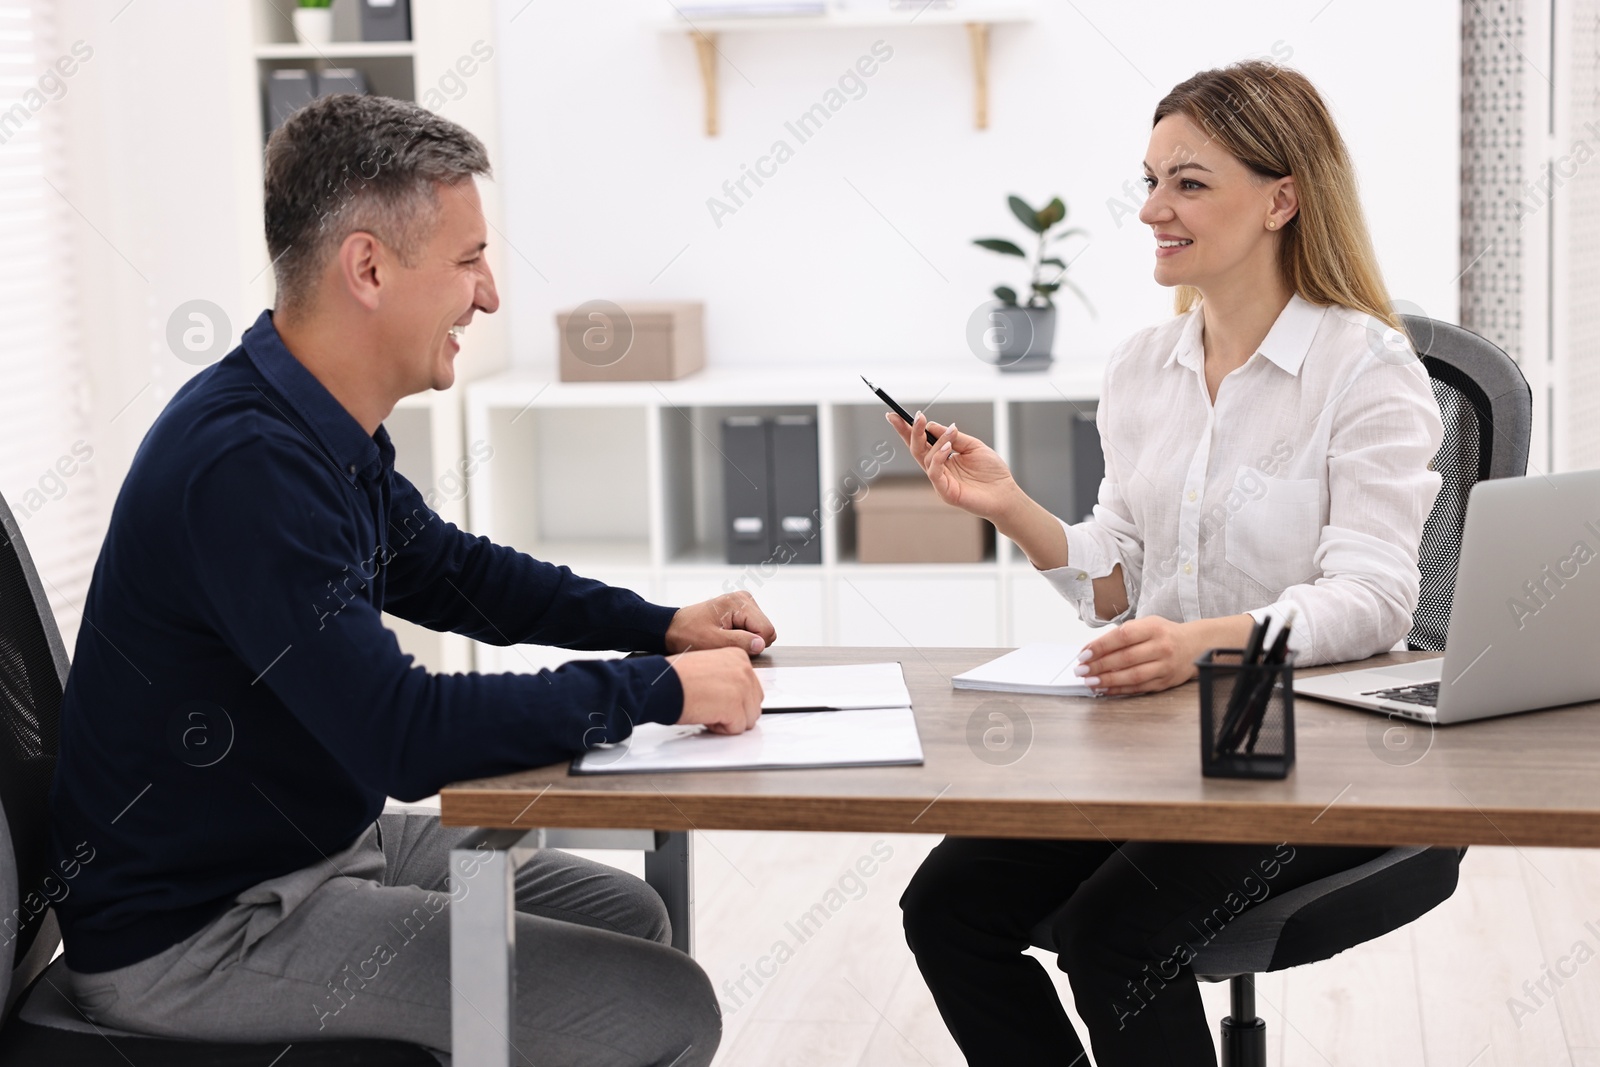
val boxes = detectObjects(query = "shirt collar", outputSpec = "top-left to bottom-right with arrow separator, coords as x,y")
1164,293 -> 1328,377
240,310 -> 390,485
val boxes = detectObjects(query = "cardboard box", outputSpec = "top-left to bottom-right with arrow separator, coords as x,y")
855,476 -> 989,563
556,301 -> 704,382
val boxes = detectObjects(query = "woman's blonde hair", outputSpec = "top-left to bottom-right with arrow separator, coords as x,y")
1152,61 -> 1401,330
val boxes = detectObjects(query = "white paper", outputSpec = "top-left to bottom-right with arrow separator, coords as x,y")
754,662 -> 912,711
572,706 -> 924,775
951,642 -> 1097,697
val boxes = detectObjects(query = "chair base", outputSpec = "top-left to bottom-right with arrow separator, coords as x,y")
1220,973 -> 1266,1067
1220,1013 -> 1267,1067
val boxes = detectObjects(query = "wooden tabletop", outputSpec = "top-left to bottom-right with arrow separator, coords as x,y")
439,646 -> 1600,848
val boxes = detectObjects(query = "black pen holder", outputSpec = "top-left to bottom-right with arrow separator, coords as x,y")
1196,648 -> 1296,779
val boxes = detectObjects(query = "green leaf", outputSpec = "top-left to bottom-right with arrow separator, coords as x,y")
1037,197 -> 1066,228
1033,282 -> 1062,294
1008,195 -> 1045,234
993,285 -> 1019,305
1040,257 -> 1068,270
974,238 -> 1027,257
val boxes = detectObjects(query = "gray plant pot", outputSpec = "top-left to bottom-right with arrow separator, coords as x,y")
986,303 -> 1055,372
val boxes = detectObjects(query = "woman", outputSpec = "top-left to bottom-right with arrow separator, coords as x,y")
891,61 -> 1444,1066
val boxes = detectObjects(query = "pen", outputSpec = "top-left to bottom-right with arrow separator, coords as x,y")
1243,609 -> 1298,753
1213,615 -> 1269,758
1217,616 -> 1267,740
1224,623 -> 1289,754
862,375 -> 939,446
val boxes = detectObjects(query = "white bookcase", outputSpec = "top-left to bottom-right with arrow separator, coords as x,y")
384,389 -> 475,674
463,362 -> 1108,674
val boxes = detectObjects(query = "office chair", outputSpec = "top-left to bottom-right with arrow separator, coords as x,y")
1030,315 -> 1533,1066
0,491 -> 437,1065
1401,314 -> 1534,651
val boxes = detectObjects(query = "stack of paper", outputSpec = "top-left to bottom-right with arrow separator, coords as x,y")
754,661 -> 913,710
951,642 -> 1097,697
572,662 -> 923,774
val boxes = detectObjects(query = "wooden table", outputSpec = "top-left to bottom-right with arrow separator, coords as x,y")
439,645 -> 1600,1065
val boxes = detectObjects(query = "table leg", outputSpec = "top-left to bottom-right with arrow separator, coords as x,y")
451,837 -> 524,1067
644,830 -> 695,955
448,829 -> 682,1063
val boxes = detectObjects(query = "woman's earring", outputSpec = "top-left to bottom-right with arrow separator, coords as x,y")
1267,220 -> 1277,230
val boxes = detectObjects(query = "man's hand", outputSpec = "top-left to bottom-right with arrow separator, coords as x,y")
671,647 -> 764,735
666,590 -> 776,657
1077,615 -> 1254,696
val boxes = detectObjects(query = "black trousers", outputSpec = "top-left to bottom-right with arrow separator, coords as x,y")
899,837 -> 1388,1067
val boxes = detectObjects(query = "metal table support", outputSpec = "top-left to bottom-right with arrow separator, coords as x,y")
449,829 -> 693,1065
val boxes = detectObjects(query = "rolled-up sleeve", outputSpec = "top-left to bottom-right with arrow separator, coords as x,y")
1250,354 -> 1444,665
1040,505 -> 1143,627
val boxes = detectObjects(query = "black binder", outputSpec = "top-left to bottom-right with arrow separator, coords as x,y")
360,0 -> 411,42
265,69 -> 315,134
1072,408 -> 1105,524
769,415 -> 822,564
722,416 -> 770,565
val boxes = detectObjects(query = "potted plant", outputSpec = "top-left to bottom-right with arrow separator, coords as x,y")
293,0 -> 334,46
973,194 -> 1093,371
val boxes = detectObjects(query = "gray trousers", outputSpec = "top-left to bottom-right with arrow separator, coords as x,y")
65,813 -> 720,1066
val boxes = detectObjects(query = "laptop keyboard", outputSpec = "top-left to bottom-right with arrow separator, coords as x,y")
1362,681 -> 1440,707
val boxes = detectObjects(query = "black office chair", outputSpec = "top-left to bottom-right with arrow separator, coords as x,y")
1030,315 -> 1533,1066
1401,314 -> 1534,651
0,492 -> 438,1065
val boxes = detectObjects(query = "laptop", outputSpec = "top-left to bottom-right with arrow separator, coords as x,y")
1292,469 -> 1600,724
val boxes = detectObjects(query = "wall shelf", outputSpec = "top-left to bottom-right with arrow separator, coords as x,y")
660,5 -> 1037,135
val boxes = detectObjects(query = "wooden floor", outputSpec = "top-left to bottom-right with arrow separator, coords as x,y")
578,835 -> 1600,1067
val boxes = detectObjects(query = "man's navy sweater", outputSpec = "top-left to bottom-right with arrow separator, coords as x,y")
49,311 -> 685,973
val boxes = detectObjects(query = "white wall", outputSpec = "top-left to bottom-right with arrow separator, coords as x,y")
494,0 -> 1460,373
40,0 -> 1463,540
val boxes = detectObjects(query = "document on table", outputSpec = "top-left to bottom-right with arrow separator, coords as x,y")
754,661 -> 912,711
951,642 -> 1098,697
571,662 -> 923,774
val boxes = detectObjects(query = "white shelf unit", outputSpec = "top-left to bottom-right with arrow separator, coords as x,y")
464,361 -> 1107,673
383,390 -> 475,674
240,0 -> 509,674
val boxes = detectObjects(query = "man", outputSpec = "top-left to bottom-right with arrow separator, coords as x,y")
49,93 -> 771,1066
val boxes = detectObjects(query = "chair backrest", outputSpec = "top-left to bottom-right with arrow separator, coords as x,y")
1400,316 -> 1532,651
0,493 -> 70,1012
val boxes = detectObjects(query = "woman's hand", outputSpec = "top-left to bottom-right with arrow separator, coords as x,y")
1076,614 -> 1254,696
883,410 -> 1020,522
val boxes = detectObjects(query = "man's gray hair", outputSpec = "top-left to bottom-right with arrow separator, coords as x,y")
263,93 -> 490,313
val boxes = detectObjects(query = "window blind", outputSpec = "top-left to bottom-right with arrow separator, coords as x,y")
0,0 -> 95,654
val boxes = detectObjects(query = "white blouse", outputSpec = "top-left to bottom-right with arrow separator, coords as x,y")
1040,293 -> 1445,667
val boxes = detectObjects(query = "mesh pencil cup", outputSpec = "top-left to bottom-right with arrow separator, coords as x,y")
1196,648 -> 1297,779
